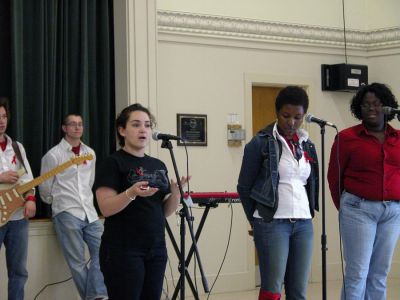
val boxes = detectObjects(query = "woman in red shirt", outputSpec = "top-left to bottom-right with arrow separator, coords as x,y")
328,83 -> 400,300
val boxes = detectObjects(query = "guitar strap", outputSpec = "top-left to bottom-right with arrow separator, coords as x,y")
11,141 -> 27,172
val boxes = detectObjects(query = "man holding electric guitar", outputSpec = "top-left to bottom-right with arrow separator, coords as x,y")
0,97 -> 36,300
39,114 -> 107,300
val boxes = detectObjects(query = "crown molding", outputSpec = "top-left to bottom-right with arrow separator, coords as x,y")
157,10 -> 400,51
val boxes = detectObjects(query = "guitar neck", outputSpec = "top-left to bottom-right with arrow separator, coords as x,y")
16,160 -> 75,195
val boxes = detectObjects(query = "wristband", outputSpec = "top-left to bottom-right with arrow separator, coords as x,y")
125,189 -> 136,201
25,195 -> 36,202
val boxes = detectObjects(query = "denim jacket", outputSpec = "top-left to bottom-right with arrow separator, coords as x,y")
237,123 -> 319,223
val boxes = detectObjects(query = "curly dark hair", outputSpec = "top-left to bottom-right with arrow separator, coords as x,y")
350,83 -> 398,121
275,86 -> 309,113
116,103 -> 156,147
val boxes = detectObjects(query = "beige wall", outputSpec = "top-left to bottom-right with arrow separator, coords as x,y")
0,222 -> 80,300
1,1 -> 399,299
154,1 -> 400,295
158,0 -> 400,29
366,0 -> 400,29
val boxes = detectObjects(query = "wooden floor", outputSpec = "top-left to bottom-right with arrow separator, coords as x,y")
182,279 -> 400,300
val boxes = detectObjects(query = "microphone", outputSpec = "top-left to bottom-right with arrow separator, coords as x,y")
382,106 -> 400,115
305,114 -> 336,128
152,131 -> 182,141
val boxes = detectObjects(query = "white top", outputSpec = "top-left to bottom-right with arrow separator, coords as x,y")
254,123 -> 312,219
39,138 -> 98,223
0,135 -> 34,221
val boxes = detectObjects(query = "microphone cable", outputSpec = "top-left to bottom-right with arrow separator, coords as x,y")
183,140 -> 201,296
162,274 -> 171,300
166,258 -> 175,298
33,259 -> 91,300
165,139 -> 197,299
206,198 -> 234,300
184,201 -> 234,299
33,276 -> 73,300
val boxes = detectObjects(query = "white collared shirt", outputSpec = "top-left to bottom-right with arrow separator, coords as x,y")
39,138 -> 98,223
0,135 -> 34,221
254,123 -> 312,219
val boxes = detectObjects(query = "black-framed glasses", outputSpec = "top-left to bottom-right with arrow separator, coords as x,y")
360,102 -> 382,110
66,122 -> 84,128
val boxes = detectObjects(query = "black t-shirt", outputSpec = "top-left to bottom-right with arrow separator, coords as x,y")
95,149 -> 171,249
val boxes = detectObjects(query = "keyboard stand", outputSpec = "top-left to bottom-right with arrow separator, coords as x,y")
166,202 -> 218,300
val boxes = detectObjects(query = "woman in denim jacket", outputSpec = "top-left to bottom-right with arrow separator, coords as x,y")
237,86 -> 319,300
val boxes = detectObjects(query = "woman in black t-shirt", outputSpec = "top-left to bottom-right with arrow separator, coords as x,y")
95,104 -> 189,300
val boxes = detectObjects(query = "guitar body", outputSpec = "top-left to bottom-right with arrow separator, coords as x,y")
0,186 -> 26,226
0,154 -> 93,227
0,169 -> 27,225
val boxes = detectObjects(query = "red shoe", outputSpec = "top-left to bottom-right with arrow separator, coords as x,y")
258,289 -> 281,300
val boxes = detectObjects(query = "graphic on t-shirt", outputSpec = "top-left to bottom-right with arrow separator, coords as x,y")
127,167 -> 169,192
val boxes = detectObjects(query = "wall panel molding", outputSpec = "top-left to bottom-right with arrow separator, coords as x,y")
158,10 -> 400,51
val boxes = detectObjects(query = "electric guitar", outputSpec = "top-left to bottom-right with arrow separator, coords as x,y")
0,154 -> 93,226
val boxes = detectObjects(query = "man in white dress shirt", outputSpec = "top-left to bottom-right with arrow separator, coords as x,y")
39,113 -> 107,300
0,97 -> 36,300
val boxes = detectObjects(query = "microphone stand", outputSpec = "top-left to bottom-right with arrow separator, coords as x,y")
160,139 -> 209,300
318,124 -> 328,300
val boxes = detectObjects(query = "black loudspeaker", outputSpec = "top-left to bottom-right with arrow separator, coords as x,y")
321,63 -> 368,92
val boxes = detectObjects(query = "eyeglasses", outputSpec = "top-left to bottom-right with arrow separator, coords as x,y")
360,102 -> 383,110
66,122 -> 84,128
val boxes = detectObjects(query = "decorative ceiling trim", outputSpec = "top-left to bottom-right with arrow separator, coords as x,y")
158,10 -> 400,50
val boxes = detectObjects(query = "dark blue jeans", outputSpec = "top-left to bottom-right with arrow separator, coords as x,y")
100,242 -> 167,300
253,218 -> 313,300
0,219 -> 28,300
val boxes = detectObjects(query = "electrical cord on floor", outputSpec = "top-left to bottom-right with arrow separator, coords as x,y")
162,274 -> 171,300
34,276 -> 73,300
206,200 -> 234,300
167,257 -> 176,291
164,140 -> 192,300
33,259 -> 91,300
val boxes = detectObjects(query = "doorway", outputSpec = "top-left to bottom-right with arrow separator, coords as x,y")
252,85 -> 283,286
252,86 -> 282,134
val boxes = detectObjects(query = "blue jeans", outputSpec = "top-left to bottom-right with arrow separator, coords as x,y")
53,212 -> 107,300
339,192 -> 400,300
253,218 -> 313,300
0,219 -> 28,300
100,242 -> 168,300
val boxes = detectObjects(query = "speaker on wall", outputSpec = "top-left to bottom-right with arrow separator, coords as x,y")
321,63 -> 368,92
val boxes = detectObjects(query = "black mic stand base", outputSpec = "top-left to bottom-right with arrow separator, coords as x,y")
161,139 -> 209,300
